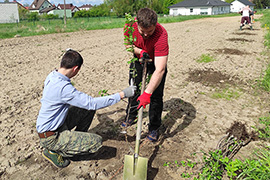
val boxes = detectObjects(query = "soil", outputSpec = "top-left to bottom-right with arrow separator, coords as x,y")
0,15 -> 270,180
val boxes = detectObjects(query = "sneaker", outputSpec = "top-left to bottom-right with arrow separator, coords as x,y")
250,26 -> 253,30
42,149 -> 70,168
121,117 -> 137,128
146,130 -> 159,142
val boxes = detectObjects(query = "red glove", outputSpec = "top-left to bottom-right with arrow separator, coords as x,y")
140,50 -> 148,59
137,92 -> 152,109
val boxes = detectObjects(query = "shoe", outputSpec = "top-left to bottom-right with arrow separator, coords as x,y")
239,26 -> 242,31
250,26 -> 253,30
121,117 -> 137,128
42,149 -> 70,168
147,130 -> 159,142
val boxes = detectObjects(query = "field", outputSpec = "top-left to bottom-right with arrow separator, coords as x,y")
0,14 -> 270,179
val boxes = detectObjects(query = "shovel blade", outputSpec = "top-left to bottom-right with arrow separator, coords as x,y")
123,155 -> 148,180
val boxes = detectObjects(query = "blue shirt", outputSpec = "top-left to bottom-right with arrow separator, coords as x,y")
36,70 -> 121,133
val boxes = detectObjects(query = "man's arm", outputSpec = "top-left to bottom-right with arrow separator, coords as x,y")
145,56 -> 168,94
125,44 -> 142,56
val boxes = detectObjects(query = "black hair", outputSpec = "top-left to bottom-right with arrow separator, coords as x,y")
136,8 -> 157,28
60,49 -> 83,69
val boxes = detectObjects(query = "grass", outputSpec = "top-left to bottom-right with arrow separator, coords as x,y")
258,10 -> 270,91
211,87 -> 241,100
0,13 -> 240,39
253,115 -> 270,141
196,54 -> 216,63
0,16 -> 126,39
260,63 -> 270,91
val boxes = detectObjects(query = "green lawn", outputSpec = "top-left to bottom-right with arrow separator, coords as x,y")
0,13 -> 240,39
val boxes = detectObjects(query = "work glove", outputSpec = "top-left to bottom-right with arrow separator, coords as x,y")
123,85 -> 137,98
140,50 -> 150,61
137,91 -> 152,109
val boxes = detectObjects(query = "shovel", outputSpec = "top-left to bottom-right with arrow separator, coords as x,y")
123,58 -> 152,180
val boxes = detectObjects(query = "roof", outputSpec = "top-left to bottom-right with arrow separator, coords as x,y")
39,5 -> 56,13
79,4 -> 93,8
13,0 -> 27,9
235,0 -> 254,6
57,3 -> 77,10
168,0 -> 231,8
29,0 -> 53,10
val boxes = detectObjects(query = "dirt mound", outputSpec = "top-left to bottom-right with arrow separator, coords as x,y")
187,69 -> 239,88
227,38 -> 254,42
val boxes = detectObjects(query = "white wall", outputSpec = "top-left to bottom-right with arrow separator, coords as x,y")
169,6 -> 230,16
48,9 -> 72,18
169,7 -> 207,16
231,0 -> 254,12
231,1 -> 245,12
212,6 -> 230,14
0,3 -> 19,23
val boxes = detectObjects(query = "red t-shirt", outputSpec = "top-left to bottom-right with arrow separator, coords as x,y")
124,22 -> 169,60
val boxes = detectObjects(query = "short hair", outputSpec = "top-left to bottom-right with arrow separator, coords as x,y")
60,49 -> 83,69
136,8 -> 157,28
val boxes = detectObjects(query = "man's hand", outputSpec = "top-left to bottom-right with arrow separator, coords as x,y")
122,85 -> 137,98
140,50 -> 150,60
137,91 -> 152,109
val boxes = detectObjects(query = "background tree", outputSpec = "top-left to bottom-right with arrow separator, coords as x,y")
225,0 -> 234,3
27,12 -> 39,21
163,0 -> 176,14
18,8 -> 29,20
74,4 -> 111,17
152,0 -> 165,14
253,0 -> 270,9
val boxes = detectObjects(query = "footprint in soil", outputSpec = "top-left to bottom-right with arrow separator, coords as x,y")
147,98 -> 196,180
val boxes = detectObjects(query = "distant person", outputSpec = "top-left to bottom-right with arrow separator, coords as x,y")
36,49 -> 136,168
121,8 -> 169,142
250,10 -> 256,23
239,5 -> 253,30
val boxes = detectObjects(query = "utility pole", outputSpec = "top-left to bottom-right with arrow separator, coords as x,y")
64,0 -> 66,25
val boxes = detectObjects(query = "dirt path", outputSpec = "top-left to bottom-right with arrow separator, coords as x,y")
0,15 -> 269,180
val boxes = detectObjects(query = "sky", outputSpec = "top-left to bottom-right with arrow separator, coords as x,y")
8,0 -> 104,7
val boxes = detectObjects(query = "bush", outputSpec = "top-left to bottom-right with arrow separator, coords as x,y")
41,14 -> 59,19
27,12 -> 39,21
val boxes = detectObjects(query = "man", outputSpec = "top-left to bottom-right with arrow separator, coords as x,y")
250,10 -> 256,24
121,8 -> 169,142
36,49 -> 136,168
239,5 -> 253,30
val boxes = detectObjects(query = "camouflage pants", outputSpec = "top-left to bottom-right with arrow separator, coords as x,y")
39,106 -> 102,157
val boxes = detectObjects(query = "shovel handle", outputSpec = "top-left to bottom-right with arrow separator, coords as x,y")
135,59 -> 150,155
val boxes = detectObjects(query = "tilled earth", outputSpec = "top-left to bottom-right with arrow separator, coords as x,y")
0,15 -> 269,180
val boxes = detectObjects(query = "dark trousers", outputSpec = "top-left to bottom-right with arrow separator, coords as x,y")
61,106 -> 96,132
126,61 -> 167,131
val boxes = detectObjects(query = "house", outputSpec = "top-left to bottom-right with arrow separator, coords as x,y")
0,2 -> 19,23
47,9 -> 72,18
13,0 -> 27,10
28,0 -> 54,14
13,0 -> 29,20
39,5 -> 57,14
79,4 -> 93,11
168,0 -> 231,16
230,0 -> 255,12
57,3 -> 80,16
